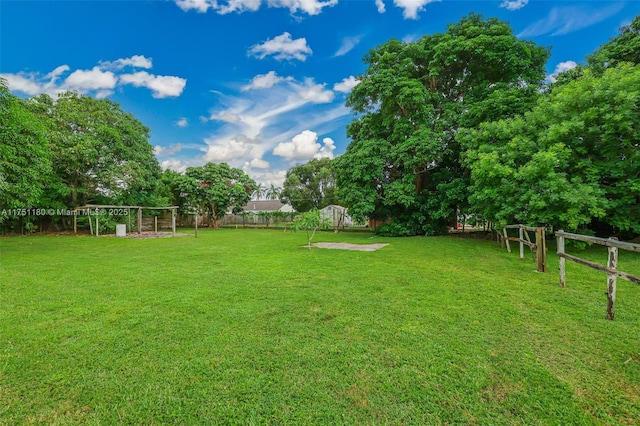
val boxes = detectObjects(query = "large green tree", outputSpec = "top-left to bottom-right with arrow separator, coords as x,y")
589,15 -> 640,73
336,14 -> 549,235
30,92 -> 162,208
0,79 -> 52,214
281,158 -> 339,212
184,162 -> 256,228
462,64 -> 640,235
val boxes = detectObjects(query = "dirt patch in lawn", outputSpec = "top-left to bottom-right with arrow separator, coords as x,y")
312,242 -> 389,251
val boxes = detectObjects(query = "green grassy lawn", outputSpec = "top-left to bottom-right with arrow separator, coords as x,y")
1,229 -> 639,425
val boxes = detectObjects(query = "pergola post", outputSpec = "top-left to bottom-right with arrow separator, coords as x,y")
138,208 -> 142,234
171,208 -> 176,235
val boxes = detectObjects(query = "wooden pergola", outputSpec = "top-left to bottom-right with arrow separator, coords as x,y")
73,204 -> 179,236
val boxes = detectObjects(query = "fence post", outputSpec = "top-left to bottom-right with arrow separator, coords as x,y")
557,231 -> 565,288
503,227 -> 511,253
138,208 -> 142,234
519,226 -> 524,260
606,240 -> 618,320
171,209 -> 176,235
535,227 -> 546,272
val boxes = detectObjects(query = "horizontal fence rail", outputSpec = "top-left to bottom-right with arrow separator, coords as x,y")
499,224 -> 547,272
556,230 -> 640,320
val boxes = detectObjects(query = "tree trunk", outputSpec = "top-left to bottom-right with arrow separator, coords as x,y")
211,203 -> 218,228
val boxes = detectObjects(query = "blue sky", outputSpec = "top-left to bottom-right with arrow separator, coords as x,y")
2,0 -> 639,187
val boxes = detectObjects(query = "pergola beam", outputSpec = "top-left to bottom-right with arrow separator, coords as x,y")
72,205 -> 179,236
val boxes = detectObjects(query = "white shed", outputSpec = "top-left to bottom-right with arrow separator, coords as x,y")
320,205 -> 352,227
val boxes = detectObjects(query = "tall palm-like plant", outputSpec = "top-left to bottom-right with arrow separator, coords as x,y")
265,184 -> 282,201
252,183 -> 265,200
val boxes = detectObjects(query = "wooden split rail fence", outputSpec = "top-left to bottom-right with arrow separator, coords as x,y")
499,225 -> 547,273
556,231 -> 640,320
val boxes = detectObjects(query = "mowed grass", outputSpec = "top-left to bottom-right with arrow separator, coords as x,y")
1,229 -> 639,425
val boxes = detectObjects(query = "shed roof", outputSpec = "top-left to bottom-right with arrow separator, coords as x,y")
243,200 -> 287,212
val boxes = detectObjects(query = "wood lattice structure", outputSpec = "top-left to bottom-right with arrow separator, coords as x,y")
73,205 -> 179,236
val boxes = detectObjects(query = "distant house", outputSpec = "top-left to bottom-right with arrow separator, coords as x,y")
320,205 -> 352,228
222,200 -> 295,226
242,200 -> 294,213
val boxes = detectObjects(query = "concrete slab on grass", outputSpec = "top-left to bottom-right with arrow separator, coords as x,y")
312,242 -> 389,251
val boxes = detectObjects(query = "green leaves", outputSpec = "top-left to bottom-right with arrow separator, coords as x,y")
339,14 -> 549,235
464,64 -> 640,234
184,162 -> 257,228
281,158 -> 339,213
0,80 -> 52,212
28,91 -> 162,208
292,209 -> 331,249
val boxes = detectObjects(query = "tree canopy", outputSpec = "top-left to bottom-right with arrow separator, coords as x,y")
336,14 -> 549,235
182,162 -> 257,228
281,158 -> 340,212
0,85 -> 167,232
0,80 -> 52,214
462,64 -> 640,235
29,92 -> 163,209
588,15 -> 640,73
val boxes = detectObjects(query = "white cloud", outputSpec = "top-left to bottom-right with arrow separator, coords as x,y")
161,159 -> 194,173
333,76 -> 360,93
268,0 -> 337,15
201,75 -> 349,174
248,32 -> 312,61
273,130 -> 334,160
175,0 -> 215,13
155,143 -> 184,156
547,60 -> 578,83
518,3 -> 624,37
393,0 -> 439,20
99,55 -> 153,70
315,137 -> 335,159
334,35 -> 362,57
217,0 -> 262,14
177,117 -> 189,127
209,76 -> 334,140
297,78 -> 334,103
44,65 -> 71,82
244,158 -> 270,169
174,0 -> 336,15
500,0 -> 528,11
242,71 -> 291,90
245,168 -> 287,188
375,0 -> 386,13
204,134 -> 265,164
0,65 -> 104,98
64,67 -> 117,92
120,71 -> 187,98
2,58 -> 186,99
0,73 -> 47,96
